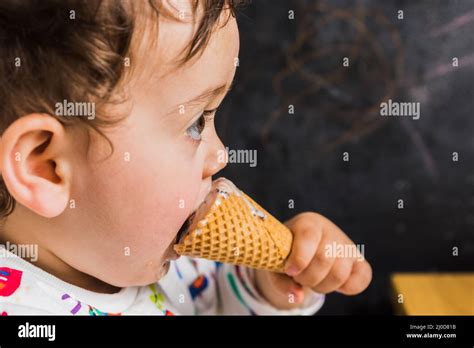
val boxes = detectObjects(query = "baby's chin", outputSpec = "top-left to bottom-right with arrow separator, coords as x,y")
155,243 -> 181,280
157,259 -> 172,280
134,207 -> 197,284
131,260 -> 175,286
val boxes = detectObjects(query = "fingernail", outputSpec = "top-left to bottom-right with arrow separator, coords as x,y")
289,289 -> 303,304
285,266 -> 299,276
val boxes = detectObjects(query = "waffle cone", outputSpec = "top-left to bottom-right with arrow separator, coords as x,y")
174,178 -> 293,272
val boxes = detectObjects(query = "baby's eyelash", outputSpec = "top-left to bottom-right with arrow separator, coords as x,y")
203,108 -> 217,120
185,108 -> 218,143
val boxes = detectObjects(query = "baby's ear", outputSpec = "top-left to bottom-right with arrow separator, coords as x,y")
0,114 -> 72,218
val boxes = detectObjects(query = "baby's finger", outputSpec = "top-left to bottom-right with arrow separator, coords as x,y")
311,258 -> 353,294
292,236 -> 336,287
266,272 -> 305,306
336,259 -> 372,295
284,217 -> 322,277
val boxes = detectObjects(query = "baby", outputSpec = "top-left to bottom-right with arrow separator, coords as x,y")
0,0 -> 371,315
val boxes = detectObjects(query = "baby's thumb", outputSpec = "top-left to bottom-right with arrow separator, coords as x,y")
269,272 -> 305,305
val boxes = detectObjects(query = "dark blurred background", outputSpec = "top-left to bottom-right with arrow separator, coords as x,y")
216,0 -> 474,314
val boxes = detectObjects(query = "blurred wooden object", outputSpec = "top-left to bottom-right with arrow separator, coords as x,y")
390,273 -> 474,315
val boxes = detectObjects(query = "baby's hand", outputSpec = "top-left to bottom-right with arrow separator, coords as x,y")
254,212 -> 372,310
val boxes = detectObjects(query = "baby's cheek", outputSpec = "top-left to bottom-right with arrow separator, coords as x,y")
109,126 -> 204,271
134,160 -> 201,240
152,177 -> 200,233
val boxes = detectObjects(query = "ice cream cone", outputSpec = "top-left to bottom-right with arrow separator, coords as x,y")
174,178 -> 293,272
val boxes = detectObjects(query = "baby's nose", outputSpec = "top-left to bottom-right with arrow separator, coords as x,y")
203,136 -> 227,178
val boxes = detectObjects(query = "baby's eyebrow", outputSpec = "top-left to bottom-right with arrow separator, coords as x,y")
187,84 -> 228,105
168,81 -> 234,116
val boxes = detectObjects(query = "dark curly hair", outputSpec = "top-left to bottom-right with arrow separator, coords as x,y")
0,0 -> 245,218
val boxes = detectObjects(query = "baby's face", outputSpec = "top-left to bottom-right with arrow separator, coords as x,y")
53,9 -> 239,287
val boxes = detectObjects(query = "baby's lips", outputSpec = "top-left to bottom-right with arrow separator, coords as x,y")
211,177 -> 240,195
175,177 -> 238,244
194,177 -> 240,216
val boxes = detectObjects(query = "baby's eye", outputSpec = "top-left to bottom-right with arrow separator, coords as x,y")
186,110 -> 215,142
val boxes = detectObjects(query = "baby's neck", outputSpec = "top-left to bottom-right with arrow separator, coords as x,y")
1,209 -> 121,295
32,247 -> 121,294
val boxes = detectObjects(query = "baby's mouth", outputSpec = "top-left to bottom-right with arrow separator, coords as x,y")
175,212 -> 196,244
174,180 -> 217,245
